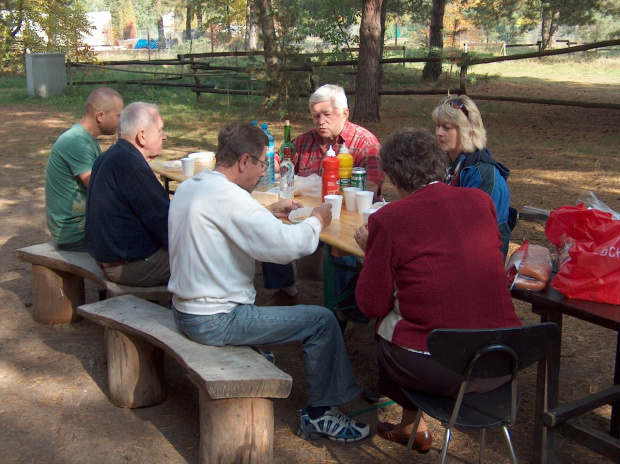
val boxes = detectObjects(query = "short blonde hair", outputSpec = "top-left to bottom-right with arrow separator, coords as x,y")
431,95 -> 487,153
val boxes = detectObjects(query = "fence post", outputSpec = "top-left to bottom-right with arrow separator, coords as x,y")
66,59 -> 73,93
402,46 -> 406,67
502,43 -> 506,56
459,52 -> 468,93
178,54 -> 185,77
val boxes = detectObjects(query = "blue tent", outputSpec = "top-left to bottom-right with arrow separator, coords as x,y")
134,39 -> 159,49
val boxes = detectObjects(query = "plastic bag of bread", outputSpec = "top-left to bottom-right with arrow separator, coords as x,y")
506,241 -> 553,292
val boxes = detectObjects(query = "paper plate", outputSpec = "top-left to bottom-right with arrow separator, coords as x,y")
162,161 -> 183,171
288,207 -> 314,223
188,151 -> 215,161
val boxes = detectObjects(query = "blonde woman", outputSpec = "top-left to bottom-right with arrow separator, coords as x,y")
432,95 -> 513,259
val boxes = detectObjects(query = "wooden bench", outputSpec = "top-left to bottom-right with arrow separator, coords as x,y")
16,242 -> 171,325
77,294 -> 293,463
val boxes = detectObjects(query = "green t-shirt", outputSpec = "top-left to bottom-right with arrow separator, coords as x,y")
45,123 -> 101,245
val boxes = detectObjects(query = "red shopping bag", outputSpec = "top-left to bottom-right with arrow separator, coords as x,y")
545,204 -> 620,305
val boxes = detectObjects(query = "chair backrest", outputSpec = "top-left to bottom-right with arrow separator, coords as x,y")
427,323 -> 559,378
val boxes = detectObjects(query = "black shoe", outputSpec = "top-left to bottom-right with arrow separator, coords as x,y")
336,307 -> 370,327
363,385 -> 389,403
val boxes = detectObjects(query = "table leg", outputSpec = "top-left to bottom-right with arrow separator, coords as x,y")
323,244 -> 337,311
533,307 -> 563,464
321,244 -> 357,313
611,332 -> 620,439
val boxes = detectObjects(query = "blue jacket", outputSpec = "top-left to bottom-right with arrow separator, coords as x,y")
447,148 -> 512,258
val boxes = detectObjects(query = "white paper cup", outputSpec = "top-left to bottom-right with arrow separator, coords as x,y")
362,208 -> 377,224
356,190 -> 374,214
343,187 -> 361,211
324,194 -> 343,220
181,157 -> 195,177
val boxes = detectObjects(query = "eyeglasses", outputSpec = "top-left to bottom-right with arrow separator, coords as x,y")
248,154 -> 269,170
449,99 -> 469,118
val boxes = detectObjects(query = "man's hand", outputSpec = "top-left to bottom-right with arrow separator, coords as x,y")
267,199 -> 304,218
354,223 -> 369,251
311,203 -> 332,229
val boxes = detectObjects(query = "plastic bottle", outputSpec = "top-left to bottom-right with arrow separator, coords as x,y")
322,145 -> 340,201
337,143 -> 353,200
279,121 -> 295,199
261,123 -> 275,183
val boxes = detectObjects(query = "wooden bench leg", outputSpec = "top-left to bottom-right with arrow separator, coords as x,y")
199,390 -> 274,464
106,328 -> 166,408
32,263 -> 84,324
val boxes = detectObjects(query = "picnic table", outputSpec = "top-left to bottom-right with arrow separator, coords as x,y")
511,285 -> 620,463
150,160 -> 366,311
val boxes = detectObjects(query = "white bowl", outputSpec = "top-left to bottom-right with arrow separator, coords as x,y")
162,160 -> 183,171
188,151 -> 215,161
288,207 -> 314,223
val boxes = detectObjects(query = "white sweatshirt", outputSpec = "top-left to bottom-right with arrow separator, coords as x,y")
168,169 -> 321,315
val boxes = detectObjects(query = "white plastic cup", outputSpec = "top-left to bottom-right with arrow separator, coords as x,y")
356,190 -> 374,214
324,194 -> 343,220
362,208 -> 377,224
343,187 -> 361,211
181,157 -> 195,177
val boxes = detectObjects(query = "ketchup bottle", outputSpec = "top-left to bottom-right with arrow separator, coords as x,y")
322,145 -> 340,201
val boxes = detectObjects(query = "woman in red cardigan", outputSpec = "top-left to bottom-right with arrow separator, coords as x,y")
353,127 -> 521,452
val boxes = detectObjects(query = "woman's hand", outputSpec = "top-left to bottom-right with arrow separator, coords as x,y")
354,223 -> 369,251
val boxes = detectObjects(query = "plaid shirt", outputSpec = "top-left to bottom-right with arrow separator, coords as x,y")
286,121 -> 383,197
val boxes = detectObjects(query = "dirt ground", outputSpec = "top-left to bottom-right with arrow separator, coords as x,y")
1,80 -> 619,464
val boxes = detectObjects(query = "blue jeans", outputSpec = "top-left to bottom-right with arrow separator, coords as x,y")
172,302 -> 359,407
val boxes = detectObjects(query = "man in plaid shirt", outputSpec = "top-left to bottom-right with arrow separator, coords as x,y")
265,84 -> 383,306
290,84 -> 383,197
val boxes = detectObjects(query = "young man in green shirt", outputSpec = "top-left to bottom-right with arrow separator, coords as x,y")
45,87 -> 123,251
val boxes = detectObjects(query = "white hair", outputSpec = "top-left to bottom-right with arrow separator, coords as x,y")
118,102 -> 159,141
309,84 -> 348,111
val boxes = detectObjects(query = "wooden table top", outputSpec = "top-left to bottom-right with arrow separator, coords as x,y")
151,160 -> 213,183
151,163 -> 366,258
511,285 -> 620,332
293,196 -> 365,258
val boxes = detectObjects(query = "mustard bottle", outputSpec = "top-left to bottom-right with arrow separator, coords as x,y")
337,143 -> 354,199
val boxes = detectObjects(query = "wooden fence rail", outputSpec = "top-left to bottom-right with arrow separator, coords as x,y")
67,39 -> 619,109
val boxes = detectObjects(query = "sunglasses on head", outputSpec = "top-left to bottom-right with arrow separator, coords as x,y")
449,99 -> 469,118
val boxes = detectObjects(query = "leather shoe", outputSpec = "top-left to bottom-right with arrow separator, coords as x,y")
377,422 -> 432,453
265,289 -> 300,307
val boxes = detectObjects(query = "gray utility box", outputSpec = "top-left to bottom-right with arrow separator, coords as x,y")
26,53 -> 67,97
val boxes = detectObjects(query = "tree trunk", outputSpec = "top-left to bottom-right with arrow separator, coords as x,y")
185,6 -> 192,41
158,17 -> 166,48
353,0 -> 387,123
256,0 -> 280,106
247,0 -> 258,50
543,10 -> 561,50
422,0 -> 446,81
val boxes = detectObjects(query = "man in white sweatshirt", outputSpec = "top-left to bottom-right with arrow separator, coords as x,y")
167,122 -> 369,443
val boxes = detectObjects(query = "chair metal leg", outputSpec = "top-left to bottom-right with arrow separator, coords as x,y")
479,428 -> 486,464
439,428 -> 452,464
403,410 -> 424,464
502,425 -> 518,464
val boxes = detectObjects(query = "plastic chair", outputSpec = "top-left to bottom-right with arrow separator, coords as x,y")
401,323 -> 559,464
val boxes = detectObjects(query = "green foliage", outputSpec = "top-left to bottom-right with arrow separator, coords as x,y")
293,0 -> 360,51
1,0 -> 94,72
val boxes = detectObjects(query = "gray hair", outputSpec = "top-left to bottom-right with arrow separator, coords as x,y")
118,102 -> 159,141
431,95 -> 487,153
309,84 -> 348,111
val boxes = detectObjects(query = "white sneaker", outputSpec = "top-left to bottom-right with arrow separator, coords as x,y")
296,407 -> 370,443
